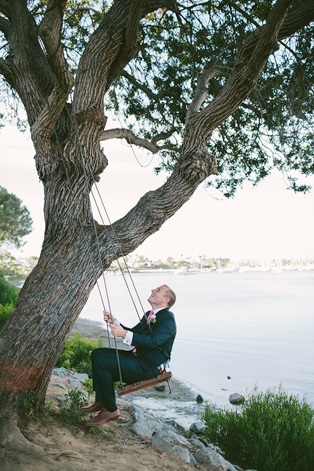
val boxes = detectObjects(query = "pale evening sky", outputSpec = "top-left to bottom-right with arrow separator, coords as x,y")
1,123 -> 314,262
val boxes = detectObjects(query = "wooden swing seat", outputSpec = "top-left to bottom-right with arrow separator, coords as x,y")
117,371 -> 172,396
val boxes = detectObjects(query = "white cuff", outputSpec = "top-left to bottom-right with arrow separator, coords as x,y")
123,330 -> 133,346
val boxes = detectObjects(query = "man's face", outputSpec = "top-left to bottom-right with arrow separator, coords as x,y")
148,285 -> 169,308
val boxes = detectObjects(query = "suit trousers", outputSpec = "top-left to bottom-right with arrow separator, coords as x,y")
91,348 -> 150,412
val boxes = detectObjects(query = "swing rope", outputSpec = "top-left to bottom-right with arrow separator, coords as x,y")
49,99 -> 170,393
61,103 -> 157,389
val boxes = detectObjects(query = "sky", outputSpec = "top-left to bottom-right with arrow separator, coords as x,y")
1,123 -> 314,262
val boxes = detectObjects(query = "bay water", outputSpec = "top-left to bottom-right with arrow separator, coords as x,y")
79,270 -> 314,411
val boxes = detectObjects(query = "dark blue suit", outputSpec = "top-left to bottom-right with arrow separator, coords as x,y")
91,308 -> 176,411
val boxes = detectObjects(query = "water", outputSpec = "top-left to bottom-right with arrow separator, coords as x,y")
79,270 -> 314,409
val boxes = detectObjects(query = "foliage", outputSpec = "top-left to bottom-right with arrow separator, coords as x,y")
107,2 -> 314,196
0,273 -> 18,330
0,186 -> 33,248
0,2 -> 313,198
204,387 -> 314,471
58,388 -> 88,426
18,392 -> 44,423
0,272 -> 18,305
56,333 -> 104,378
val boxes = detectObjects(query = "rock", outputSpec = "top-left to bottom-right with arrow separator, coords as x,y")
129,405 -> 164,438
194,447 -> 239,471
51,380 -> 68,391
53,367 -> 69,377
151,434 -> 193,464
73,372 -> 89,382
154,429 -> 191,448
189,437 -> 206,449
67,378 -> 83,389
196,394 -> 204,403
229,393 -> 245,405
155,382 -> 166,391
165,419 -> 186,433
189,421 -> 206,435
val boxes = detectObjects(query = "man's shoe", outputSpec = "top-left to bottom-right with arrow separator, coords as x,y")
80,402 -> 106,413
85,409 -> 120,427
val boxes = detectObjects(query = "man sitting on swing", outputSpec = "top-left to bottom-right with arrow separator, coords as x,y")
81,284 -> 177,426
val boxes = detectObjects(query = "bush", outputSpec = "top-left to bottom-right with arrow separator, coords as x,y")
0,303 -> 14,330
204,387 -> 314,471
0,273 -> 19,330
0,273 -> 19,305
56,333 -> 104,377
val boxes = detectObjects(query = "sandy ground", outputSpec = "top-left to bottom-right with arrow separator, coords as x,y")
1,319 -> 205,471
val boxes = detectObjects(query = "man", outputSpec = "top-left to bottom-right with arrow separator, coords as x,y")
81,284 -> 176,426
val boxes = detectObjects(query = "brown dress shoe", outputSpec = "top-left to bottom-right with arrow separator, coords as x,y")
80,402 -> 106,413
85,409 -> 120,427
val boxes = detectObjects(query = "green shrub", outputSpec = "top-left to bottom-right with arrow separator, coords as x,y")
0,303 -> 14,330
56,333 -> 104,377
58,388 -> 87,426
0,273 -> 19,305
204,387 -> 314,471
0,273 -> 19,330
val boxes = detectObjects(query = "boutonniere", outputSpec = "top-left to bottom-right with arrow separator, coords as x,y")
147,314 -> 156,325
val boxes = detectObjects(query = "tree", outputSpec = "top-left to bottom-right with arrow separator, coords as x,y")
0,186 -> 33,248
0,0 -> 313,458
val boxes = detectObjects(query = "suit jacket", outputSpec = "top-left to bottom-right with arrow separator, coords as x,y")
121,308 -> 176,371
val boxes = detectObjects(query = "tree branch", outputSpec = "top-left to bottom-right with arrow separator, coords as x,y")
184,0 -> 295,148
0,57 -> 13,82
186,65 -> 224,122
106,147 -> 216,259
30,1 -> 74,160
278,0 -> 314,39
0,15 -> 10,35
100,127 -> 179,154
38,0 -> 73,93
0,0 -> 10,19
121,70 -> 159,100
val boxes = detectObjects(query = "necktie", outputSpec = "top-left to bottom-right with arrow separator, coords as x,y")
131,311 -> 155,356
146,310 -> 154,324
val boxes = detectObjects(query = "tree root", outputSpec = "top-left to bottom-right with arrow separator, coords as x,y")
47,449 -> 83,459
0,418 -> 54,463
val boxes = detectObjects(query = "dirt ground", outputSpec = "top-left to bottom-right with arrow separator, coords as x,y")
1,406 -> 201,471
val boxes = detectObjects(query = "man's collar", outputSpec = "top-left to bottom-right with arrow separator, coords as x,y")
152,307 -> 168,314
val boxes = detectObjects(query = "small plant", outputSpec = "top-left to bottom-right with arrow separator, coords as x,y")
18,392 -> 43,422
59,388 -> 87,425
56,333 -> 104,377
58,387 -> 115,439
204,386 -> 314,471
82,378 -> 94,397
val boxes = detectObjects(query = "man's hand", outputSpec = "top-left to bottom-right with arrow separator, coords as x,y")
110,323 -> 127,338
103,310 -> 114,324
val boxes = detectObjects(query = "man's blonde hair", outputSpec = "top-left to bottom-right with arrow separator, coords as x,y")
163,285 -> 176,308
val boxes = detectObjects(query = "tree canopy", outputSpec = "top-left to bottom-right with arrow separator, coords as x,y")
0,1 -> 313,196
0,186 -> 33,248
